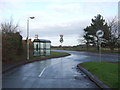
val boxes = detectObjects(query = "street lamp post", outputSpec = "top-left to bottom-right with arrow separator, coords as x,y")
27,17 -> 35,60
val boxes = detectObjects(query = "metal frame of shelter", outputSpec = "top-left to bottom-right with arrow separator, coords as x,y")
33,39 -> 51,56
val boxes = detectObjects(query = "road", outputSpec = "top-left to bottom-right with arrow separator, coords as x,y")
2,50 -> 119,88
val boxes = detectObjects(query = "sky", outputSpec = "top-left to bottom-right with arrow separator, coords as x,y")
0,0 -> 119,46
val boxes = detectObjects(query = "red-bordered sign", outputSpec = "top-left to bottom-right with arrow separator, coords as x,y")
60,35 -> 63,38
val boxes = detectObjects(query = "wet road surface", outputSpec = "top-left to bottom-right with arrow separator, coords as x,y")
2,50 -> 119,88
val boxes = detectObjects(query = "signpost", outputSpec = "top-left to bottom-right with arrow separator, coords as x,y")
60,35 -> 64,47
35,34 -> 38,39
96,30 -> 104,62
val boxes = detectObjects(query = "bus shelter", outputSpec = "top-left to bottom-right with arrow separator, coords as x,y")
33,39 -> 51,56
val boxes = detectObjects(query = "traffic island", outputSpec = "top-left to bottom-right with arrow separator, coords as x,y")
77,61 -> 119,89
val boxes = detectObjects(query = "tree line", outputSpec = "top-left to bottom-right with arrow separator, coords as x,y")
83,14 -> 119,52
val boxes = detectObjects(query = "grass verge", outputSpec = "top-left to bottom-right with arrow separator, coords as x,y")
30,51 -> 70,61
3,51 -> 70,65
80,61 -> 119,88
52,47 -> 118,53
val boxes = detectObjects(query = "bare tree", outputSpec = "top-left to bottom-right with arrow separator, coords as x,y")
107,17 -> 119,51
1,20 -> 23,62
1,20 -> 19,34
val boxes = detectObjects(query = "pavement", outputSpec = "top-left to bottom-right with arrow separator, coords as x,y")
2,50 -> 119,88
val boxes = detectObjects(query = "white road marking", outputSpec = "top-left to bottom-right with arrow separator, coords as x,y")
38,68 -> 46,77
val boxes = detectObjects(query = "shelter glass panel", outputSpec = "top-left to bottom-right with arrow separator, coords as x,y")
46,43 -> 50,49
40,43 -> 44,49
40,50 -> 44,56
45,50 -> 50,56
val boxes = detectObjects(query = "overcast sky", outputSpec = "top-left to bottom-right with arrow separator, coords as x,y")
0,0 -> 118,46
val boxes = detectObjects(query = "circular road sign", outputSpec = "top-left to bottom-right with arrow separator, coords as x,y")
60,35 -> 63,38
96,30 -> 104,38
60,37 -> 63,43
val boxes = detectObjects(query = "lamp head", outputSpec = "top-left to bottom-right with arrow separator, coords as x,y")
30,17 -> 35,19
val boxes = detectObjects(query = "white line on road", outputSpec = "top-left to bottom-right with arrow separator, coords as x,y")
38,68 -> 46,78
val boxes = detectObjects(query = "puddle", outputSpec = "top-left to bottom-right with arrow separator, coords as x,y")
74,75 -> 82,80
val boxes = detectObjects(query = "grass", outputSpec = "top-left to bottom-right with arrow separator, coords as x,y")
52,47 -> 119,53
31,51 -> 70,60
3,51 -> 70,65
80,61 -> 119,88
51,51 -> 70,56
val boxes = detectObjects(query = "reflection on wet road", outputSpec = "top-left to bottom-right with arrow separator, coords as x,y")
3,50 -> 119,88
